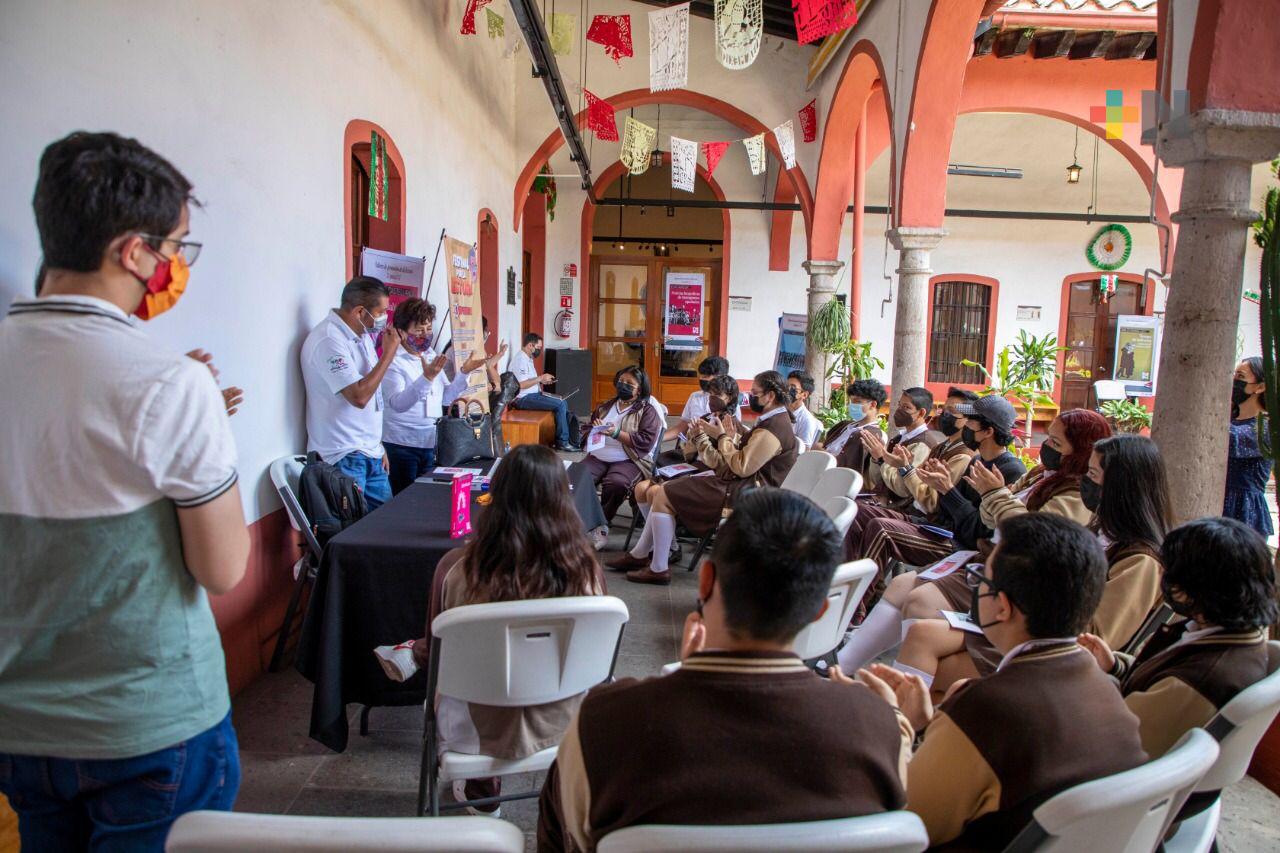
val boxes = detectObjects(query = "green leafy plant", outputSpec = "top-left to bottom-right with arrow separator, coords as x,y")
962,346 -> 1056,439
1009,330 -> 1068,392
810,298 -> 851,352
1100,399 -> 1152,434
1252,158 -> 1280,460
815,338 -> 885,428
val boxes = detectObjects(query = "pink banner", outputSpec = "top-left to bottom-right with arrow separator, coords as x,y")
450,474 -> 473,538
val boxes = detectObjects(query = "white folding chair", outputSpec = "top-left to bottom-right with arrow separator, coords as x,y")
418,596 -> 630,816
1164,641 -> 1280,853
165,811 -> 524,852
791,559 -> 878,664
1003,728 -> 1219,853
781,450 -> 836,495
809,467 -> 862,506
597,811 -> 928,852
822,496 -> 859,540
268,454 -> 323,672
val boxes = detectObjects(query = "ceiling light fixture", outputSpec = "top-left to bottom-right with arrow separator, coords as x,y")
1067,126 -> 1083,184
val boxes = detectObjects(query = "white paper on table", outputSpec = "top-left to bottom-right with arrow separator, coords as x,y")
671,135 -> 697,192
432,466 -> 484,478
714,0 -> 762,69
649,2 -> 689,92
917,550 -> 979,581
774,120 -> 796,169
942,610 -> 985,635
656,462 -> 698,479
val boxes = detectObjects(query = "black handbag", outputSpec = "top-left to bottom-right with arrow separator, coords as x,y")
436,400 -> 500,466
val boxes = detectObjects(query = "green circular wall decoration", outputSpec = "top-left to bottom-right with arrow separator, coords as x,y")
1086,223 -> 1133,271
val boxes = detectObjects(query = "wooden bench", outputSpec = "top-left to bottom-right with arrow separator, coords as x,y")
501,409 -> 555,448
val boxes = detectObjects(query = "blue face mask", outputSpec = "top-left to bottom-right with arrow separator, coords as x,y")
847,403 -> 865,422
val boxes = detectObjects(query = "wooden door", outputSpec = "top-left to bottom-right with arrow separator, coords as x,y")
1060,275 -> 1147,410
588,257 -> 721,411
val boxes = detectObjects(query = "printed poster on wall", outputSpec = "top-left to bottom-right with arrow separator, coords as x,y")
663,271 -> 705,351
361,247 -> 424,310
1112,314 -> 1162,397
443,235 -> 491,412
773,312 -> 807,376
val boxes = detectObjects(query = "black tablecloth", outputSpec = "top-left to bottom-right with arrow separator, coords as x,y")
296,462 -> 606,752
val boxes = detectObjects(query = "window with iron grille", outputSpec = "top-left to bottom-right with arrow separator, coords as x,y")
928,279 -> 993,384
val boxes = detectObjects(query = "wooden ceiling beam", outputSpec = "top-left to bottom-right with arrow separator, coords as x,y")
993,27 -> 1035,58
1106,31 -> 1156,60
1031,29 -> 1077,59
1069,30 -> 1118,59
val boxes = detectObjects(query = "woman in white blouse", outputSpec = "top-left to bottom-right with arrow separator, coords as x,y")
383,298 -> 485,494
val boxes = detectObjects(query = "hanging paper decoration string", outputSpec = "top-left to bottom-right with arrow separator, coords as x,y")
1086,223 -> 1133,271
368,131 -> 389,221
715,0 -> 763,70
649,2 -> 690,93
671,137 -> 698,192
460,0 -> 492,35
621,118 -> 658,176
549,13 -> 576,56
533,164 -> 558,222
702,141 -> 731,177
774,120 -> 797,169
486,8 -> 504,39
744,134 -> 767,176
792,0 -> 859,46
587,15 -> 633,65
799,100 -> 818,143
1099,273 -> 1118,304
585,90 -> 619,141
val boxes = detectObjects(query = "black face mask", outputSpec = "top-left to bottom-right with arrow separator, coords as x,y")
1039,443 -> 1063,471
1232,378 -> 1252,407
968,577 -> 1005,631
893,408 -> 914,429
699,379 -> 712,393
532,346 -> 543,358
960,426 -> 982,451
748,393 -> 765,414
939,412 -> 961,436
615,382 -> 636,400
708,395 -> 728,414
1080,476 -> 1103,512
1160,577 -> 1198,619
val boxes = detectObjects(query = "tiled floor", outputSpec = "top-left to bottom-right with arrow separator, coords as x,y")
233,517 -> 1280,852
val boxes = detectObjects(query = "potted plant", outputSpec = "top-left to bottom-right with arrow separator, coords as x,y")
1009,330 -> 1067,393
816,338 -> 885,429
962,346 -> 1057,441
1099,399 -> 1152,435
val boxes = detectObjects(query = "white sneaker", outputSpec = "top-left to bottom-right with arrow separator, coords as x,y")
373,640 -> 419,682
452,780 -> 501,817
589,525 -> 609,551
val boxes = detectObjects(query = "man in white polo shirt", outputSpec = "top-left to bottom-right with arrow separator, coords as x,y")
510,331 -> 578,451
787,369 -> 823,451
1,131 -> 250,850
300,276 -> 403,509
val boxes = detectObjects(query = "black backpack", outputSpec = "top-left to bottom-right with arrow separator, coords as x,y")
297,452 -> 369,548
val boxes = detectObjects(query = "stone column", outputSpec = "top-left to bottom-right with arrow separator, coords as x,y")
888,227 -> 946,396
1150,111 -> 1280,523
802,258 -> 845,409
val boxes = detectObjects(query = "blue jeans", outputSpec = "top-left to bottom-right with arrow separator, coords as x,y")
514,392 -> 571,444
335,451 -> 392,510
384,442 -> 436,495
0,712 -> 239,852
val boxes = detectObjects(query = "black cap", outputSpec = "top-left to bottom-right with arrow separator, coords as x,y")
954,395 -> 1017,434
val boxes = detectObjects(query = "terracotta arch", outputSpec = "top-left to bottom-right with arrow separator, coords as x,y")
514,88 -> 808,270
809,40 -> 890,262
579,155 -> 731,352
343,119 -> 407,279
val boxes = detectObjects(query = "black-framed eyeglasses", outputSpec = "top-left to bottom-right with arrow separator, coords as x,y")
138,232 -> 202,266
962,563 -> 996,592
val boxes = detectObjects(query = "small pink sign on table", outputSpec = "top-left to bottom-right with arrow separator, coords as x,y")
450,474 -> 474,538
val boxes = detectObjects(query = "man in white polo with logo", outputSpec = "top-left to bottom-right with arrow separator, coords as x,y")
300,276 -> 403,509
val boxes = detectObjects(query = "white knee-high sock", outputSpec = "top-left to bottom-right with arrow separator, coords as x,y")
630,517 -> 656,557
836,602 -> 903,671
900,618 -> 918,642
639,502 -> 652,519
893,661 -> 935,689
648,513 -> 676,573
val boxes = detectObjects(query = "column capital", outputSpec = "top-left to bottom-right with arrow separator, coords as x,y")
802,259 -> 845,278
1157,109 -> 1280,168
888,227 -> 946,252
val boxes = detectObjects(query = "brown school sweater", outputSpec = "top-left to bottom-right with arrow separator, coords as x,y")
537,650 -> 911,852
908,641 -> 1146,851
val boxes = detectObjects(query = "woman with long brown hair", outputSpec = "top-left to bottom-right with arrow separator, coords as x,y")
378,444 -> 603,815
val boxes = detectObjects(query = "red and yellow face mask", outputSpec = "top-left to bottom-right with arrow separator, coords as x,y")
133,248 -> 190,321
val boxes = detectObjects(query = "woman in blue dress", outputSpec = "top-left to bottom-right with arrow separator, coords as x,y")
1226,357 -> 1273,537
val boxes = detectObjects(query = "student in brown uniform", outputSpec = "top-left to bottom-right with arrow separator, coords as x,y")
841,513 -> 1147,851
819,378 -> 888,478
609,370 -> 799,586
860,387 -> 945,510
579,365 -> 662,524
539,488 -> 912,852
1080,516 -> 1277,761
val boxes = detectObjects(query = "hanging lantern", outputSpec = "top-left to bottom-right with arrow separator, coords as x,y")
1067,161 -> 1083,184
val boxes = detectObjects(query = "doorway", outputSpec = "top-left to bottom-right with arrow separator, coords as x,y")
1057,272 -> 1152,410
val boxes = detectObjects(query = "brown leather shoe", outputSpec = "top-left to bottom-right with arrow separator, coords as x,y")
606,552 -> 650,572
626,568 -> 672,586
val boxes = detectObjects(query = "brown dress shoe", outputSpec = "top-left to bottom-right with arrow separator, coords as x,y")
606,552 -> 650,572
626,567 -> 672,586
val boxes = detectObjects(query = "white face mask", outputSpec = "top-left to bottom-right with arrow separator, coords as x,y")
362,308 -> 387,334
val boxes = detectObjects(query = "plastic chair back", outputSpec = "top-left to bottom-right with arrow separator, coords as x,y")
791,560 -> 879,662
1198,641 -> 1280,791
431,596 -> 629,707
823,496 -> 859,539
597,811 -> 928,852
165,811 -> 525,852
1004,729 -> 1219,853
809,467 -> 862,506
781,450 -> 836,495
270,454 -> 322,559
1093,380 -> 1129,402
